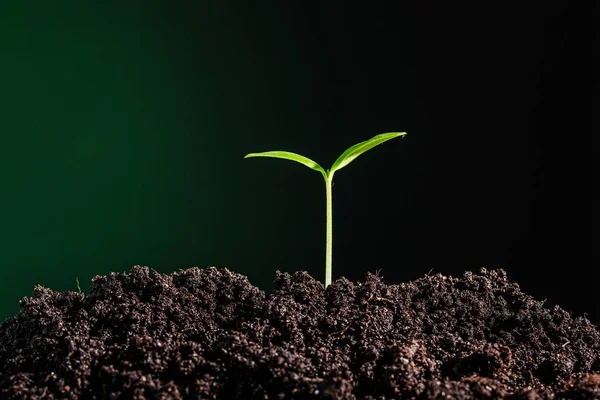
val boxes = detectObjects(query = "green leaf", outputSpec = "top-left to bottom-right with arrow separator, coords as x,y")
244,151 -> 328,181
329,132 -> 406,175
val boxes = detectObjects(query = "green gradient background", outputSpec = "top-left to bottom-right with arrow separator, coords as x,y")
1,3 -> 595,325
0,3 -> 326,321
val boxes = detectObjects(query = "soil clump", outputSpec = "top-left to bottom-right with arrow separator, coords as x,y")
0,266 -> 598,399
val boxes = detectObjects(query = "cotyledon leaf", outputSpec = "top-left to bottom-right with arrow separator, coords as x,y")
244,151 -> 328,181
244,131 -> 406,287
329,132 -> 406,175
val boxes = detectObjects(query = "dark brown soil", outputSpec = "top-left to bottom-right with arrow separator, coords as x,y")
0,267 -> 598,399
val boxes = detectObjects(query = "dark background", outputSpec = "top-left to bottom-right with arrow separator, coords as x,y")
0,2 -> 594,323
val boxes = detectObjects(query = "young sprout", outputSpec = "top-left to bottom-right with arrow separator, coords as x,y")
245,132 -> 406,287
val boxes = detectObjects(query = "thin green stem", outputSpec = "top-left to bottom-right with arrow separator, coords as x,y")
325,176 -> 333,287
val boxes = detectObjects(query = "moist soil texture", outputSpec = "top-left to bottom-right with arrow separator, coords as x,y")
0,267 -> 599,400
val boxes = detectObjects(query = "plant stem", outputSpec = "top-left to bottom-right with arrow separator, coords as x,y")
325,176 -> 333,287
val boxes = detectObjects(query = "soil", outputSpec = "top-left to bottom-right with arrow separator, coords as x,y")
0,267 -> 598,399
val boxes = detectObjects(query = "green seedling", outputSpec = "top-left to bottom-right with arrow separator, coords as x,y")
245,132 -> 406,287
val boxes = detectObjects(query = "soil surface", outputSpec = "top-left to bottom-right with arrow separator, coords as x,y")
0,266 -> 598,399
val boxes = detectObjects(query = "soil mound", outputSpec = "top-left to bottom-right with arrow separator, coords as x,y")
0,266 -> 598,399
